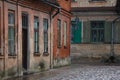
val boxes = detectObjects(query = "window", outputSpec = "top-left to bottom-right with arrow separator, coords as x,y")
57,19 -> 61,47
91,21 -> 104,42
64,22 -> 67,47
89,0 -> 105,2
34,17 -> 39,53
8,11 -> 15,55
43,18 -> 48,53
72,0 -> 76,2
22,13 -> 28,28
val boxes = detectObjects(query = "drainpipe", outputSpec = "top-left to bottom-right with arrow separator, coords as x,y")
110,16 -> 120,62
50,7 -> 60,69
52,8 -> 60,18
111,21 -> 115,57
49,10 -> 52,69
3,0 -> 6,77
16,0 -> 20,76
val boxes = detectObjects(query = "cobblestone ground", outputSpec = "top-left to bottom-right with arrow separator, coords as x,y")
6,63 -> 120,80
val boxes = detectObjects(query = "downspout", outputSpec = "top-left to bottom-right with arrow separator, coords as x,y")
49,9 -> 52,69
52,8 -> 60,18
50,7 -> 60,69
16,0 -> 20,76
110,20 -> 115,60
3,0 -> 6,77
110,16 -> 120,62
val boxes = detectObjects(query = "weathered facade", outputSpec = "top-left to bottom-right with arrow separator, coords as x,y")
71,0 -> 120,62
52,0 -> 71,67
0,0 -> 71,79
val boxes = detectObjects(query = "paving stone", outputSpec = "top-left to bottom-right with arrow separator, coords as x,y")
6,64 -> 120,80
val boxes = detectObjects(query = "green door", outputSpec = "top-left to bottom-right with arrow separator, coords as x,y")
71,21 -> 82,44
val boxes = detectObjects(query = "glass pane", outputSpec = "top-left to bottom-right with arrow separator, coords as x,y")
43,18 -> 48,52
92,30 -> 97,42
8,12 -> 14,25
8,40 -> 14,54
8,28 -> 14,40
98,30 -> 104,42
22,13 -> 28,27
34,31 -> 39,52
43,19 -> 48,31
34,17 -> 39,29
57,19 -> 61,47
64,22 -> 67,46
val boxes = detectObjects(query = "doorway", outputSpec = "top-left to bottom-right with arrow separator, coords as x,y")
22,13 -> 28,70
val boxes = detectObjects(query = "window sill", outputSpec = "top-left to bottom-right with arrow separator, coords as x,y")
89,0 -> 106,3
34,52 -> 41,56
57,46 -> 62,49
72,1 -> 77,3
0,55 -> 4,59
8,54 -> 17,58
64,46 -> 67,49
43,52 -> 49,56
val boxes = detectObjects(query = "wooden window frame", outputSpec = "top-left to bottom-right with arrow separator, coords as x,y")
91,21 -> 105,43
8,10 -> 15,56
64,21 -> 67,48
34,16 -> 39,54
43,18 -> 48,54
22,13 -> 28,29
89,0 -> 106,2
57,19 -> 61,48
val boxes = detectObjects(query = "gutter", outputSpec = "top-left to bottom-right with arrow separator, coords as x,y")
41,0 -> 61,18
41,0 -> 60,9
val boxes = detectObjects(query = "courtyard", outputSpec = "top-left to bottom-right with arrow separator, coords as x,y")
6,63 -> 120,80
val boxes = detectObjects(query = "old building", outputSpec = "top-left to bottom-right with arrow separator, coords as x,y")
0,0 -> 71,78
52,0 -> 71,67
71,0 -> 120,62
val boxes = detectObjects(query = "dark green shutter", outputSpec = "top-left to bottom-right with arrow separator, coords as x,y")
71,21 -> 82,44
104,21 -> 112,43
74,22 -> 82,43
83,21 -> 90,43
115,21 -> 120,43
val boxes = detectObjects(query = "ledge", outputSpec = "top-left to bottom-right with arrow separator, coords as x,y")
8,54 -> 17,58
57,46 -> 62,49
34,52 -> 41,56
43,52 -> 49,56
89,0 -> 106,3
0,55 -> 4,59
64,46 -> 67,49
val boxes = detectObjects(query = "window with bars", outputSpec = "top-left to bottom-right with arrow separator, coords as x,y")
91,21 -> 104,42
8,11 -> 15,55
34,16 -> 39,53
64,21 -> 67,47
57,19 -> 61,47
43,18 -> 48,53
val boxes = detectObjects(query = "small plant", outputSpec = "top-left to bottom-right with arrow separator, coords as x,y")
0,70 -> 5,78
39,61 -> 45,70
